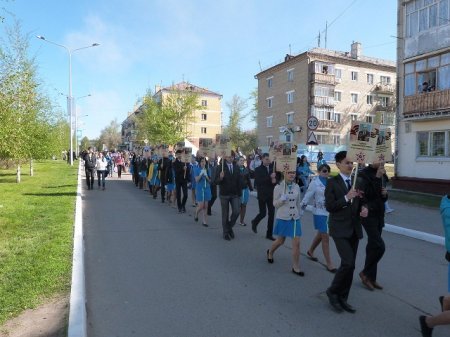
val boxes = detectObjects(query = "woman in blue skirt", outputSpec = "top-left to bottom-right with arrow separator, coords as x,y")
301,163 -> 336,273
267,171 -> 304,276
237,157 -> 253,226
194,157 -> 211,226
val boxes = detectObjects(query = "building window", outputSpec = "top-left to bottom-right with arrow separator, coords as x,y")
285,134 -> 291,142
365,115 -> 374,123
201,113 -> 207,121
380,96 -> 390,107
286,91 -> 294,104
266,116 -> 273,128
367,95 -> 374,105
351,93 -> 358,104
351,71 -> 358,81
335,68 -> 342,82
201,100 -> 208,107
286,112 -> 294,124
334,91 -> 342,102
201,127 -> 207,134
350,114 -> 358,121
332,135 -> 341,145
267,77 -> 273,88
417,131 -> 449,157
380,76 -> 391,85
406,0 -> 449,37
267,136 -> 273,147
367,74 -> 374,84
287,69 -> 294,82
432,131 -> 446,156
334,112 -> 341,124
418,69 -> 437,92
267,97 -> 273,108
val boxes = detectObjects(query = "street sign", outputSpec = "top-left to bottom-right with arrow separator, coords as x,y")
306,131 -> 319,145
307,116 -> 319,131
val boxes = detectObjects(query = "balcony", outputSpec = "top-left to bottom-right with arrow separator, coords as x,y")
311,73 -> 336,85
374,83 -> 395,94
312,96 -> 335,107
318,119 -> 338,129
404,89 -> 450,116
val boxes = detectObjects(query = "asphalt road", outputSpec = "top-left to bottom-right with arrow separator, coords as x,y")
83,173 -> 449,337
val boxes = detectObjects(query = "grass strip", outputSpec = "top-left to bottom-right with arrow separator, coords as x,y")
0,160 -> 77,325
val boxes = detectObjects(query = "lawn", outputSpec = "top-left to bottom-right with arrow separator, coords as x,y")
0,160 -> 77,325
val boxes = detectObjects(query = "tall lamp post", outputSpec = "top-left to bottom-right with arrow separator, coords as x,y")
36,35 -> 99,166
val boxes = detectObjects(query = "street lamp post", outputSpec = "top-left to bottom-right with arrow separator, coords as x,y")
36,35 -> 99,166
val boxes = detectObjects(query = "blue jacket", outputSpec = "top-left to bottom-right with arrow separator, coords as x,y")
441,195 -> 450,252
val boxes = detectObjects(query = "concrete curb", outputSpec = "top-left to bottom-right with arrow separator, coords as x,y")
68,162 -> 87,337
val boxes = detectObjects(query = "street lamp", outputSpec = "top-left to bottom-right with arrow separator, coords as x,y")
36,35 -> 99,166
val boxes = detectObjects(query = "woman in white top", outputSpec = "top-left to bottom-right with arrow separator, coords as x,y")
267,171 -> 305,276
301,163 -> 336,273
96,152 -> 108,190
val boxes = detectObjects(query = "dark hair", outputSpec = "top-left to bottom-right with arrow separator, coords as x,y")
335,151 -> 347,163
318,163 -> 331,172
175,149 -> 183,154
262,153 -> 270,158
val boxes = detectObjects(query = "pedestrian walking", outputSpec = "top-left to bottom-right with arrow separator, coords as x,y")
194,157 -> 211,227
301,163 -> 336,273
207,158 -> 218,215
115,153 -> 125,178
173,150 -> 190,213
158,153 -> 172,203
83,147 -> 96,190
266,171 -> 305,276
96,152 -> 108,190
324,151 -> 367,314
237,157 -> 253,226
296,155 -> 314,193
251,153 -> 277,241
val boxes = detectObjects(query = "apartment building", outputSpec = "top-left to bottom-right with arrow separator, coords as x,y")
121,82 -> 222,150
255,43 -> 396,154
394,0 -> 450,194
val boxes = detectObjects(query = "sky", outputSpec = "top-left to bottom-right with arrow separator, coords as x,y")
1,0 -> 398,140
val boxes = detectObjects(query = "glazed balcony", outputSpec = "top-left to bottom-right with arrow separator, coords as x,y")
374,83 -> 395,94
318,119 -> 339,129
404,89 -> 450,116
312,96 -> 335,107
311,73 -> 336,85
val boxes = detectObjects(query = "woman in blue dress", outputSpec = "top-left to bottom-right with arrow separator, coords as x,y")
237,157 -> 253,226
194,157 -> 211,227
267,171 -> 304,276
296,155 -> 314,193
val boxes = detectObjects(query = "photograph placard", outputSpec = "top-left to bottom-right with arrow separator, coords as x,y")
276,143 -> 298,172
347,121 -> 378,164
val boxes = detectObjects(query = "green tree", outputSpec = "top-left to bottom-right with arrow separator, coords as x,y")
249,88 -> 258,123
98,119 -> 121,151
223,94 -> 248,149
80,136 -> 91,153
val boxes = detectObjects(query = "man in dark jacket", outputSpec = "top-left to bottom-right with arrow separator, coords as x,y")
357,162 -> 388,291
173,150 -> 191,213
158,155 -> 172,203
215,155 -> 243,241
251,153 -> 277,240
83,147 -> 96,190
207,158 -> 218,215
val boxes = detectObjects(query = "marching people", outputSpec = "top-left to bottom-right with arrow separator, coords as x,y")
266,171 -> 305,276
324,151 -> 368,313
138,154 -> 149,190
96,152 -> 108,190
174,149 -> 190,213
297,155 -> 314,193
115,153 -> 125,178
149,156 -> 160,198
419,194 -> 450,337
215,155 -> 242,241
190,155 -> 198,207
301,163 -> 336,273
358,161 -> 388,291
237,156 -> 253,226
207,157 -> 218,216
83,147 -> 96,190
194,157 -> 211,227
132,154 -> 140,187
158,152 -> 172,203
251,153 -> 277,241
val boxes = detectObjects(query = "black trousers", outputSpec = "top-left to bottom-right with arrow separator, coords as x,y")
85,168 -> 95,189
208,184 -> 217,213
329,232 -> 359,300
176,181 -> 188,210
362,218 -> 385,282
252,197 -> 275,236
160,183 -> 166,201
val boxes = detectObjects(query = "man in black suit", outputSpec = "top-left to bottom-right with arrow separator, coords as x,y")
173,150 -> 191,213
324,151 -> 368,313
83,147 -> 96,190
158,154 -> 172,203
251,153 -> 277,241
215,155 -> 243,241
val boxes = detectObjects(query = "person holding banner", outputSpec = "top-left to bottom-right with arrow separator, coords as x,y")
324,151 -> 367,313
251,153 -> 277,241
357,162 -> 388,291
266,171 -> 304,276
193,157 -> 211,227
237,157 -> 253,226
174,149 -> 190,213
215,155 -> 243,241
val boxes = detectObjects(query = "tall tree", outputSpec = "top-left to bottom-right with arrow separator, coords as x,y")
98,119 -> 121,151
249,88 -> 258,123
223,94 -> 248,149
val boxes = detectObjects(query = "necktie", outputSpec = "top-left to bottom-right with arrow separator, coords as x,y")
229,164 -> 233,174
345,179 -> 352,191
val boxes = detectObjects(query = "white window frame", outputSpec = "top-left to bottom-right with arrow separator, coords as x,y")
365,115 -> 375,123
286,90 -> 295,104
287,68 -> 295,82
350,114 -> 358,121
201,100 -> 208,107
367,95 -> 374,105
351,92 -> 359,104
201,113 -> 207,121
286,111 -> 294,124
267,76 -> 273,88
367,73 -> 374,85
335,68 -> 342,82
201,127 -> 207,134
351,71 -> 358,81
266,116 -> 273,128
334,91 -> 342,102
267,96 -> 273,108
380,76 -> 391,85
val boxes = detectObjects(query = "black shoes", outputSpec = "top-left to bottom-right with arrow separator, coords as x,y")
306,251 -> 319,262
291,268 -> 305,277
266,235 -> 275,241
266,249 -> 274,264
419,315 -> 433,337
182,207 -> 186,213
202,223 -> 208,227
223,233 -> 231,241
338,298 -> 356,313
251,220 -> 257,233
326,289 -> 343,313
229,230 -> 235,239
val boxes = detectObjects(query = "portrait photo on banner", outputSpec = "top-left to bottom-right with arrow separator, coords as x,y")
276,143 -> 297,173
348,121 -> 378,164
375,128 -> 393,163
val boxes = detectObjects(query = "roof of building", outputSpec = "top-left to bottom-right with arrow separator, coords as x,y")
255,46 -> 396,78
159,81 -> 222,97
